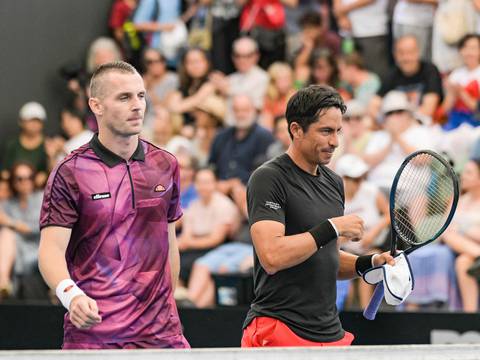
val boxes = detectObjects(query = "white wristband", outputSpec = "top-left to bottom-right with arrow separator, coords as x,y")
55,279 -> 85,311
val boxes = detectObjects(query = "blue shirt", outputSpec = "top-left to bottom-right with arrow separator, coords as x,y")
209,123 -> 275,184
133,0 -> 180,49
180,184 -> 198,210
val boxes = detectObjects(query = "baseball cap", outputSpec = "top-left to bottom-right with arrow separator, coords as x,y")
19,102 -> 47,121
335,154 -> 369,178
381,91 -> 412,116
344,99 -> 365,118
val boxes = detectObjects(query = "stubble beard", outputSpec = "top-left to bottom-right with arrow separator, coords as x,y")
107,120 -> 142,138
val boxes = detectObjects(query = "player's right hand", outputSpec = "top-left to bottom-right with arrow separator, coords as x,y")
69,295 -> 102,329
330,214 -> 364,242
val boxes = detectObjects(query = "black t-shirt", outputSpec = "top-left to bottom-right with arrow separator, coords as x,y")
244,153 -> 345,342
377,61 -> 443,105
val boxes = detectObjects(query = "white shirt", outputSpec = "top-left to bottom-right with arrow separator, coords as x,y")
225,65 -> 269,125
448,65 -> 480,87
365,125 -> 436,190
228,65 -> 268,105
393,0 -> 436,27
345,182 -> 382,230
64,130 -> 94,155
342,181 -> 384,254
342,0 -> 388,37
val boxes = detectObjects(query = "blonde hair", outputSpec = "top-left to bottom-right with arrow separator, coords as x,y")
89,61 -> 137,98
266,62 -> 293,101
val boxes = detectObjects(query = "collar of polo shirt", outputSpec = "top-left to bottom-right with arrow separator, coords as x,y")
90,133 -> 145,167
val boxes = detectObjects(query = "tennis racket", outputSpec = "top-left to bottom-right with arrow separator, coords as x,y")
363,150 -> 459,320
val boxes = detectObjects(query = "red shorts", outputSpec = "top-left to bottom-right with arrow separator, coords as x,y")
241,316 -> 354,347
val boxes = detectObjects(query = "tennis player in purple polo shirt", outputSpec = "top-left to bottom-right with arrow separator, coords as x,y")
38,61 -> 189,349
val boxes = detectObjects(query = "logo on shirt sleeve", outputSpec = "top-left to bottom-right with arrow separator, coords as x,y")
91,192 -> 111,200
265,201 -> 281,210
154,184 -> 166,192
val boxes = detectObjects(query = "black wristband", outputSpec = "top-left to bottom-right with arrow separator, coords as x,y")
355,254 -> 374,276
308,220 -> 338,250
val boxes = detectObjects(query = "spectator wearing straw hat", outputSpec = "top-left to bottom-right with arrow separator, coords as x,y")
192,95 -> 226,166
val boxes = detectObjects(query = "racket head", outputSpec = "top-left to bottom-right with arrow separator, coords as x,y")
388,150 -> 459,254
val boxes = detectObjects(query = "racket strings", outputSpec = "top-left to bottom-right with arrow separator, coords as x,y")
395,162 -> 452,243
393,153 -> 455,245
395,165 -> 451,242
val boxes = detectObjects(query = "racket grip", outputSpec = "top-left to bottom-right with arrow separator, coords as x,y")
363,282 -> 384,320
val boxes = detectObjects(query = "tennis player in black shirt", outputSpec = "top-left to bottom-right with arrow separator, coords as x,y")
242,85 -> 395,347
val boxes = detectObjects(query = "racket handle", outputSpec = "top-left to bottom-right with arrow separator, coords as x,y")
363,282 -> 384,320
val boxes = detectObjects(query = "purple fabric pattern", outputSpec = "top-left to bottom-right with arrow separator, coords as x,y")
40,137 -> 187,347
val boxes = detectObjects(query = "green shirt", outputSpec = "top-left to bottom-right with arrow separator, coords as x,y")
2,137 -> 47,173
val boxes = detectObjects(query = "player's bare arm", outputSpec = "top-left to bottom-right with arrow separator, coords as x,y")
39,226 -> 101,330
338,250 -> 395,280
168,222 -> 180,292
251,214 -> 364,275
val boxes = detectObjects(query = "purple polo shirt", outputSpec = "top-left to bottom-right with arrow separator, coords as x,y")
40,134 -> 188,348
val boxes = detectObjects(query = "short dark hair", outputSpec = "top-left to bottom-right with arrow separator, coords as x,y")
273,115 -> 287,131
140,47 -> 166,74
458,33 -> 480,50
285,85 -> 346,138
89,61 -> 138,98
61,107 -> 86,126
299,13 -> 322,28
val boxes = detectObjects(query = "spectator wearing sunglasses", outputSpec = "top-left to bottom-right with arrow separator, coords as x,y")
141,48 -> 179,125
0,162 -> 46,301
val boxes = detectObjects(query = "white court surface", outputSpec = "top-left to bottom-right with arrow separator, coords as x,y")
0,345 -> 480,360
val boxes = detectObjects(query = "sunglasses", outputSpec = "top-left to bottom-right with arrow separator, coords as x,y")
233,51 -> 256,59
145,58 -> 164,65
13,175 -> 34,182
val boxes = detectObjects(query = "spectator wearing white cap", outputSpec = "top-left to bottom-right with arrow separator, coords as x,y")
335,153 -> 390,308
363,91 -> 437,193
1,102 -> 49,188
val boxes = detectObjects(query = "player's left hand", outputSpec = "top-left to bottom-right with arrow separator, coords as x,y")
372,252 -> 395,267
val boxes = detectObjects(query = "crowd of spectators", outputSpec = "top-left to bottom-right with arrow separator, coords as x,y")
1,0 -> 480,313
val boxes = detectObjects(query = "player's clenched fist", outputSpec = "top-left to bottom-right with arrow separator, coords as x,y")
69,295 -> 102,329
330,214 -> 364,241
